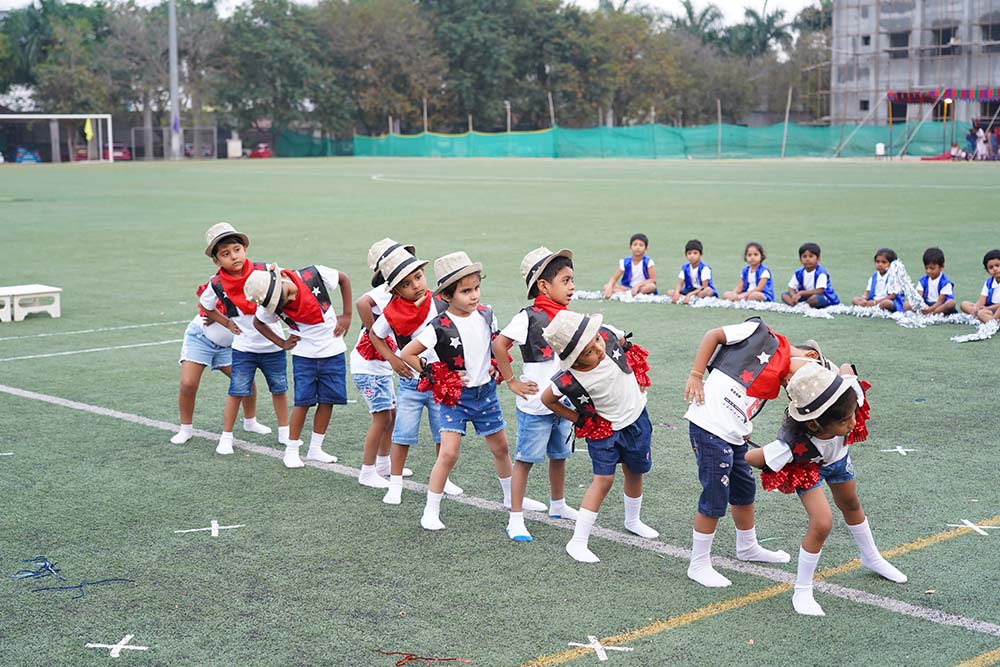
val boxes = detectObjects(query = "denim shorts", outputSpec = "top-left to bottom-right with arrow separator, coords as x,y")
586,409 -> 652,476
292,353 -> 347,407
179,320 -> 232,370
392,377 -> 441,446
515,409 -> 573,463
689,422 -> 756,517
352,373 -> 396,413
440,382 -> 506,437
229,349 -> 288,397
797,454 -> 856,496
784,291 -> 832,309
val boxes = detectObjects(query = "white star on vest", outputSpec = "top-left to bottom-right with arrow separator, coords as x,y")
312,286 -> 322,296
450,336 -> 460,348
579,396 -> 590,403
756,351 -> 771,364
611,348 -> 622,359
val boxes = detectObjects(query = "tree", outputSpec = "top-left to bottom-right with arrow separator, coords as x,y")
722,3 -> 792,60
176,0 -> 223,157
669,0 -> 723,45
792,0 -> 832,34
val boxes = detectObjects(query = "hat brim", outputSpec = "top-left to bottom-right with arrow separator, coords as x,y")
371,244 -> 416,287
526,249 -> 573,298
385,258 -> 430,291
433,262 -> 484,296
558,313 -> 604,370
205,231 -> 250,258
788,373 -> 861,422
250,267 -> 284,316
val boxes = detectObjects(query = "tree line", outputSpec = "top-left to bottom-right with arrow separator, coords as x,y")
0,0 -> 832,142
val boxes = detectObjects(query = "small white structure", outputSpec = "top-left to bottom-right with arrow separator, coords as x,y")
85,634 -> 150,658
875,142 -> 886,159
0,284 -> 62,322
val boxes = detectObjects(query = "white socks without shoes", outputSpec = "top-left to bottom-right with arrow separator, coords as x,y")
443,477 -> 463,496
216,432 -> 234,455
499,477 -> 546,512
549,498 -> 579,520
242,417 -> 272,435
171,424 -> 193,445
359,464 -> 390,488
623,494 -> 659,539
376,455 -> 412,478
566,508 -> 600,563
283,440 -> 304,468
849,518 -> 907,583
383,475 -> 403,505
687,530 -> 732,587
277,425 -> 290,445
736,526 -> 791,563
507,512 -> 532,542
421,490 -> 445,530
793,547 -> 826,616
305,432 -> 337,463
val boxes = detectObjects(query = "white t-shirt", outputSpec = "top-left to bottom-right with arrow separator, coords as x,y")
762,433 -> 849,471
254,266 -> 345,359
415,309 -> 497,388
981,278 -> 1000,305
620,257 -> 655,288
350,286 -> 394,376
866,272 -> 890,299
190,314 -> 235,348
789,268 -> 828,291
370,295 -> 440,364
500,309 -> 559,415
199,280 -> 283,354
680,264 -> 711,283
684,321 -> 768,445
918,275 -> 953,302
550,353 -> 647,431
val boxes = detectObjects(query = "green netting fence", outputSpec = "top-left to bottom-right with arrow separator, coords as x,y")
349,122 -> 958,159
276,129 -> 354,157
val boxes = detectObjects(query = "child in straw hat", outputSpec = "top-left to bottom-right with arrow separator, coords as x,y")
746,363 -> 906,616
540,310 -> 659,563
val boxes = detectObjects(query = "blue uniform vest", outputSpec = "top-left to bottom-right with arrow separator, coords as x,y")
740,264 -> 774,301
918,273 -> 954,305
681,262 -> 717,296
867,271 -> 904,311
793,264 -> 839,305
621,256 -> 656,294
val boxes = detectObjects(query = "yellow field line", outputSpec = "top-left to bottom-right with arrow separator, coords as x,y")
523,514 -> 1000,667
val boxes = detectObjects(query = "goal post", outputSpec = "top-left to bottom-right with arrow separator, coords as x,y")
0,113 -> 114,163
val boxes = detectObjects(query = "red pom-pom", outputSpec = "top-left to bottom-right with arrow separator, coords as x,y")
356,330 -> 397,361
846,379 -> 871,445
416,361 -> 464,407
576,415 -> 614,440
624,343 -> 651,388
761,461 -> 821,494
489,351 -> 514,384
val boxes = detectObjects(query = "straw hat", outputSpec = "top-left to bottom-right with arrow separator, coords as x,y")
204,222 -> 249,257
542,310 -> 604,371
786,363 -> 861,422
367,238 -> 416,287
379,245 -> 429,291
432,251 -> 483,296
520,247 -> 573,298
796,338 -> 834,370
243,264 -> 285,315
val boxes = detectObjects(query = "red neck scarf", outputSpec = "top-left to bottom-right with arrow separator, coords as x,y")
746,332 -> 791,400
383,290 -> 433,337
215,260 -> 258,314
532,294 -> 567,320
278,269 -> 325,326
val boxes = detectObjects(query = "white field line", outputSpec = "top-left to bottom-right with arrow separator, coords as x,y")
0,339 -> 181,363
2,381 -> 999,640
0,320 -> 187,341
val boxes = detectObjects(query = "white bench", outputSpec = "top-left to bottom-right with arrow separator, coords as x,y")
0,284 -> 62,322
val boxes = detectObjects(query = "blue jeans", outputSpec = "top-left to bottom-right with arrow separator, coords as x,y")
352,373 -> 396,413
292,353 -> 347,407
229,349 -> 287,397
797,454 -> 856,496
515,409 -> 573,463
586,409 -> 652,476
392,377 -> 441,446
440,382 -> 506,437
689,422 -> 756,517
179,320 -> 232,370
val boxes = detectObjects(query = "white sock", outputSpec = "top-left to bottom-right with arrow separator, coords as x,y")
215,432 -> 234,455
443,477 -> 463,495
623,494 -> 659,539
565,508 -> 600,563
498,476 -> 513,507
306,432 -> 337,463
736,526 -> 791,563
170,424 -> 193,445
277,425 -> 290,445
848,518 -> 907,583
242,417 -> 272,435
687,530 -> 732,587
549,498 -> 579,520
383,475 -> 403,505
793,547 -> 826,616
421,491 -> 445,530
375,455 -> 391,475
507,511 -> 532,542
282,439 -> 304,468
521,496 -> 548,512
358,464 -> 390,488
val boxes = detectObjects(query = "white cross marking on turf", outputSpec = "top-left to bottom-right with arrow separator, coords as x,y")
85,634 -> 150,657
946,520 -> 992,536
881,446 -> 916,456
567,636 -> 634,661
173,520 -> 244,537
0,452 -> 13,456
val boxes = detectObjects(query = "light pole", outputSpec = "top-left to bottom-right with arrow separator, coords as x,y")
504,100 -> 511,133
168,0 -> 181,160
943,98 -> 952,154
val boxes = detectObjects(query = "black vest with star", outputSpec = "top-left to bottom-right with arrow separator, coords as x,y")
519,306 -> 557,363
551,327 -> 631,416
776,422 -> 822,464
275,265 -> 332,331
706,317 -> 778,389
211,261 -> 267,317
429,305 -> 497,371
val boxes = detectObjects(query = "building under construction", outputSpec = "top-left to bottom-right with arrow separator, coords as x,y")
831,0 -> 1000,126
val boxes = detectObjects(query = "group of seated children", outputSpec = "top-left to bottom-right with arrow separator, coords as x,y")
601,234 -> 1000,322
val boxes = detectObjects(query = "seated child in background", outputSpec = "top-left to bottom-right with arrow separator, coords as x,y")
602,233 -> 657,298
781,242 -> 840,309
906,247 -> 956,315
667,239 -> 717,304
961,249 -> 1000,323
746,363 -> 906,617
851,248 -> 903,312
723,242 -> 773,302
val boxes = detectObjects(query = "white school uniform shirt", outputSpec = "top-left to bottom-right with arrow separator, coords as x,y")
254,266 -> 345,359
199,282 -> 283,354
620,257 -> 655,288
415,309 -> 498,388
684,321 -> 767,445
679,263 -> 711,283
982,277 -> 1000,306
789,268 -> 828,292
918,275 -> 953,303
349,286 -> 394,376
500,310 -> 560,416
370,297 -> 441,368
761,433 -> 849,471
866,271 -> 890,299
